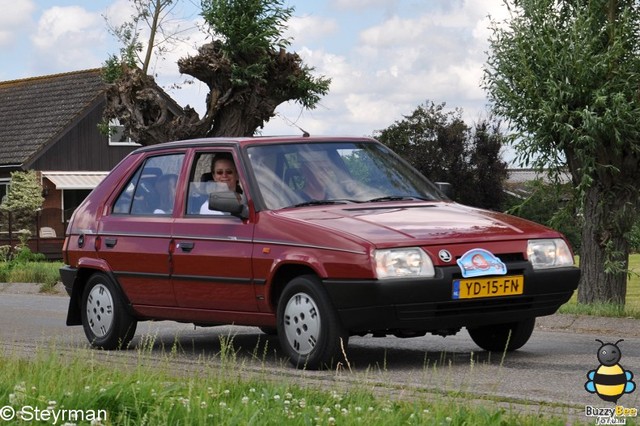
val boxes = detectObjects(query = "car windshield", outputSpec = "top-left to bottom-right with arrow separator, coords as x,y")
246,141 -> 445,210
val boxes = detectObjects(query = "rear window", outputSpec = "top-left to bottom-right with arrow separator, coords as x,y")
112,154 -> 184,215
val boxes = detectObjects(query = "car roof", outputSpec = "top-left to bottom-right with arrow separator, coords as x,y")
131,135 -> 377,154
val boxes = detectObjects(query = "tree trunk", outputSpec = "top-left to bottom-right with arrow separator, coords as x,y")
577,185 -> 628,306
209,102 -> 260,137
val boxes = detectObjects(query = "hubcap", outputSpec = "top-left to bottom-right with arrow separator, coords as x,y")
283,292 -> 321,356
86,283 -> 114,338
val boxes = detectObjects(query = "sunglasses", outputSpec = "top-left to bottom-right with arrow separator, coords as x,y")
215,169 -> 235,176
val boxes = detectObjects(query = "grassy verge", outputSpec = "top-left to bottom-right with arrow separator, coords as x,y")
0,261 -> 62,293
0,345 -> 584,426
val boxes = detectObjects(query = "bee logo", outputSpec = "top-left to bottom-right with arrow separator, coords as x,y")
585,339 -> 636,403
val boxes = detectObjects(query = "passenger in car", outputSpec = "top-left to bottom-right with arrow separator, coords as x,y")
200,153 -> 246,214
299,163 -> 327,201
153,174 -> 177,214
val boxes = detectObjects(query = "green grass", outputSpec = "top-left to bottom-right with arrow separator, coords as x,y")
0,261 -> 62,292
0,345 -> 585,426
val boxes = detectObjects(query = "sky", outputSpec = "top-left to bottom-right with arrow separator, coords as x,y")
0,0 -> 511,150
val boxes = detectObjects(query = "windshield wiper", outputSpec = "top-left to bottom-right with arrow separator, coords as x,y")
292,199 -> 351,208
367,195 -> 431,203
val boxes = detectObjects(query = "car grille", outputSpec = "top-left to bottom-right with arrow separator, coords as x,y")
396,293 -> 568,321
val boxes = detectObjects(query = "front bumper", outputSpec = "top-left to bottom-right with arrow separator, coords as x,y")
323,262 -> 580,333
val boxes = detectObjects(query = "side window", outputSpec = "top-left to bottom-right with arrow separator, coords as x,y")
112,154 -> 184,215
186,151 -> 243,215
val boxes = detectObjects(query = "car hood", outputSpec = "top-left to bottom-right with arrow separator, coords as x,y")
276,202 -> 558,246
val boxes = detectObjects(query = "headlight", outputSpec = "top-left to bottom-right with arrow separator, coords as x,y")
374,248 -> 435,279
527,239 -> 574,269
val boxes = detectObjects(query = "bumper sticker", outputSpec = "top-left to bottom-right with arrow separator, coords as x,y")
456,248 -> 507,278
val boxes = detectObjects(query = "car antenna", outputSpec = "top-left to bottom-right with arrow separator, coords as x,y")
276,112 -> 310,137
291,122 -> 310,137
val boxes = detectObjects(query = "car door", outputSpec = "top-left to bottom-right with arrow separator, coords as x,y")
171,150 -> 257,312
98,153 -> 184,307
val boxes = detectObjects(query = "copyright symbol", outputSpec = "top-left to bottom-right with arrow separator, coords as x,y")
0,406 -> 15,421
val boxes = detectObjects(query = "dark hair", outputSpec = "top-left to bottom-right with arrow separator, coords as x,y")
211,152 -> 234,168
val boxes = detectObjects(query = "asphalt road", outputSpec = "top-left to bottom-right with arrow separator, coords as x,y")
1,288 -> 639,422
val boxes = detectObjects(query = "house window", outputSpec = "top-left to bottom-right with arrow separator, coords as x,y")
0,180 -> 9,205
108,119 -> 140,146
63,189 -> 92,223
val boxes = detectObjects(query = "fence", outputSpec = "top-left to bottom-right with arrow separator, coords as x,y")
0,208 -> 65,260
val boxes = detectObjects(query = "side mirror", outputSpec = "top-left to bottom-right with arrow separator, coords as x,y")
209,191 -> 248,219
435,182 -> 452,198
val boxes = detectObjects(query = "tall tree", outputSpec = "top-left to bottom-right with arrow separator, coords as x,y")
375,101 -> 508,210
483,0 -> 640,306
104,0 -> 182,75
103,0 -> 330,144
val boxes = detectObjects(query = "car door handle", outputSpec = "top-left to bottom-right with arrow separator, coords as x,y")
104,237 -> 117,248
178,242 -> 194,252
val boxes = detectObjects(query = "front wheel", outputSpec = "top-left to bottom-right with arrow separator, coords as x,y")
468,318 -> 535,352
81,273 -> 137,349
277,275 -> 348,369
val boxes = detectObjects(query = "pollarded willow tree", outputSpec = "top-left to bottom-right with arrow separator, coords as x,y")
483,0 -> 640,306
103,0 -> 330,144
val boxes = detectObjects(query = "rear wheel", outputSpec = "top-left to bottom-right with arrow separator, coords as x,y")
277,275 -> 348,369
81,273 -> 137,349
468,318 -> 535,352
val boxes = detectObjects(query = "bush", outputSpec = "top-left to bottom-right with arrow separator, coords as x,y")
0,262 -> 10,282
627,221 -> 640,254
0,236 -> 61,291
6,262 -> 61,291
12,245 -> 46,263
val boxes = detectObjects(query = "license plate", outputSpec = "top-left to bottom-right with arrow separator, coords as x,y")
452,275 -> 524,299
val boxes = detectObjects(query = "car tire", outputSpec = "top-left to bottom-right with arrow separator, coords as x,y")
277,275 -> 348,369
81,273 -> 137,349
468,318 -> 535,352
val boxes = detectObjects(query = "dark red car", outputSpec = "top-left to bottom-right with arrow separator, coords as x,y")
60,136 -> 580,369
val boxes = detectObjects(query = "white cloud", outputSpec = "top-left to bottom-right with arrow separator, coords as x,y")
0,0 -> 35,46
31,6 -> 106,69
330,0 -> 399,11
316,2 -> 507,131
288,15 -> 339,44
102,0 -> 135,27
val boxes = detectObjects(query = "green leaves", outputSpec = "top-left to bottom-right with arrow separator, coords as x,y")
0,171 -> 44,235
375,101 -> 508,211
486,1 -> 640,303
0,171 -> 43,213
485,0 -> 640,178
201,0 -> 293,69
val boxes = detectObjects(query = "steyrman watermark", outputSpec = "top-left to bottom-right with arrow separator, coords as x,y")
0,405 -> 107,425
